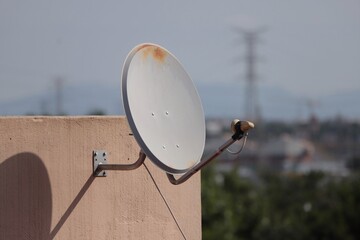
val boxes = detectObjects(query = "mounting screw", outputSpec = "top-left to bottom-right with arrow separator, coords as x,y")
103,152 -> 106,156
94,151 -> 98,156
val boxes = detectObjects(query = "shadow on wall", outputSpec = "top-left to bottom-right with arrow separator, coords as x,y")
0,153 -> 52,240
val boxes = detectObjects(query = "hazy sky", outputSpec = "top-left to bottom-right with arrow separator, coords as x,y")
1,0 -> 359,103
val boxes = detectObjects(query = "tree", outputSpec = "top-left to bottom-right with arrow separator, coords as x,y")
202,167 -> 360,240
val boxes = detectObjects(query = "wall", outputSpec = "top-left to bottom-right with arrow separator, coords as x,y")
0,116 -> 201,240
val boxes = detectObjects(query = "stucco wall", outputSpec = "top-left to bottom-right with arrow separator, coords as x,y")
0,116 -> 201,239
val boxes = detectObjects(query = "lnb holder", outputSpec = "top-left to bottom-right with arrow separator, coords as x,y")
231,119 -> 255,140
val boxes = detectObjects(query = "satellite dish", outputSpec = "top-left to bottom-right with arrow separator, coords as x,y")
92,43 -> 254,184
122,43 -> 205,174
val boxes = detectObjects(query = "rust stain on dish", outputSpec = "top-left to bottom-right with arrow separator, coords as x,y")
138,45 -> 167,63
152,47 -> 167,63
137,44 -> 151,60
136,44 -> 151,52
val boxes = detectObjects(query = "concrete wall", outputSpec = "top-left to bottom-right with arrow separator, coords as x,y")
0,116 -> 201,240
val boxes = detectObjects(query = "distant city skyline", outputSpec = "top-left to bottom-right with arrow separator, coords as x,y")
1,82 -> 360,121
1,0 -> 359,118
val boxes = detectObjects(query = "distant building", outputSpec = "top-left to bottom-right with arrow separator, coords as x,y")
259,134 -> 314,172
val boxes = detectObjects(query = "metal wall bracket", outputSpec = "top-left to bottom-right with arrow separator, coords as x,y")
93,150 -> 107,177
91,120 -> 253,184
92,150 -> 146,177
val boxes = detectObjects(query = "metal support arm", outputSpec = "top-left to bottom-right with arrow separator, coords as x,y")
166,120 -> 254,185
166,135 -> 241,185
93,120 -> 253,182
93,151 -> 146,176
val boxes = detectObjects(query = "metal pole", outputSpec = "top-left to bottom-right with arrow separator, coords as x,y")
166,137 -> 237,185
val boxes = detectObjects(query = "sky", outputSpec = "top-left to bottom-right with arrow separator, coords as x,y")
1,0 -> 360,117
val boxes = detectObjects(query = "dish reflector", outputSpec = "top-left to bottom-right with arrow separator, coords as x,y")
122,43 -> 206,174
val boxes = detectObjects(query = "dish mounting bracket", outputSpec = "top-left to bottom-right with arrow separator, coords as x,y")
92,150 -> 146,177
93,150 -> 108,177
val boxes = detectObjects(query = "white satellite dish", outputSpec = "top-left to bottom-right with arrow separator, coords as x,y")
122,43 -> 205,174
92,43 -> 254,184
